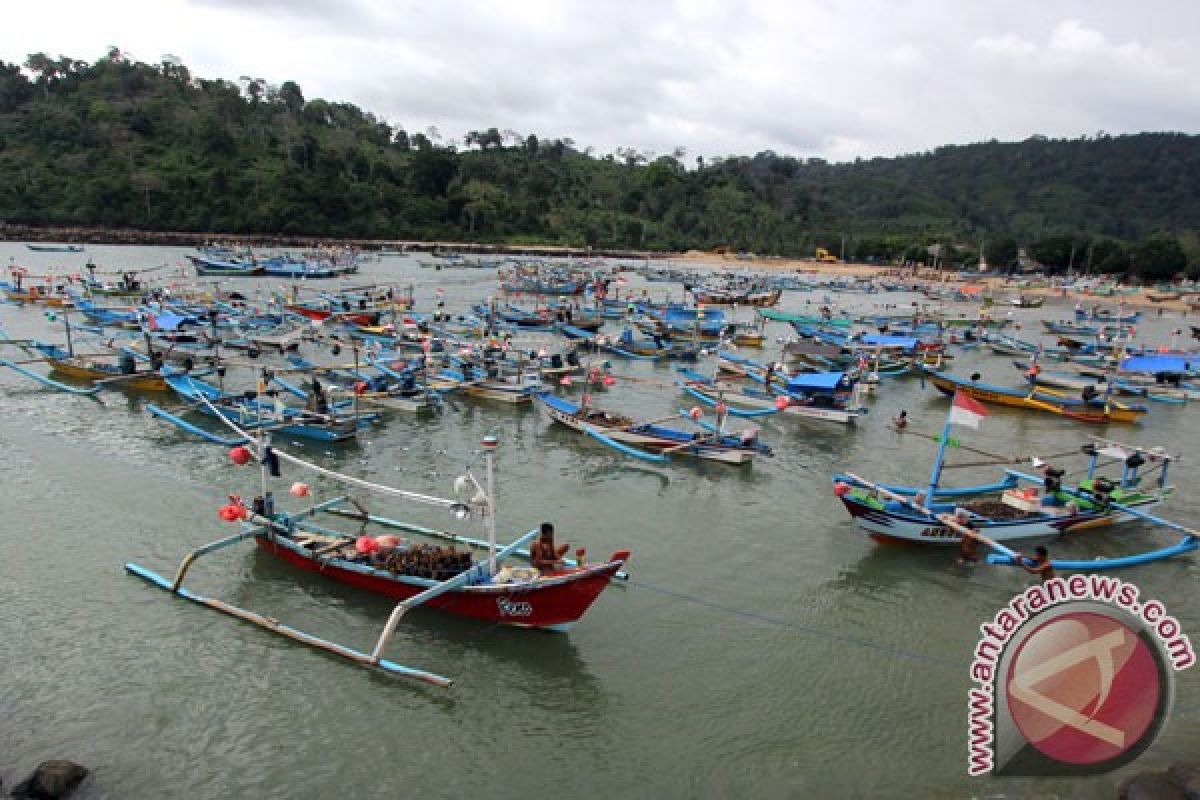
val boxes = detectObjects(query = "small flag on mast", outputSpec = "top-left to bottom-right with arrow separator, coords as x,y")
949,390 -> 988,429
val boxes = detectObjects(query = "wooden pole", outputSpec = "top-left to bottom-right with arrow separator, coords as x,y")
842,472 -> 1021,559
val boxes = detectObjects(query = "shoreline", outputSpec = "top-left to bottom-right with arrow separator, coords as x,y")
4,224 -> 1192,313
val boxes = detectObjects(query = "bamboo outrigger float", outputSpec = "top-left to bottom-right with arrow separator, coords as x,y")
126,397 -> 630,687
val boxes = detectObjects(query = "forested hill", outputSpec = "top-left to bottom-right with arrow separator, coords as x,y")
1,50 -> 1198,276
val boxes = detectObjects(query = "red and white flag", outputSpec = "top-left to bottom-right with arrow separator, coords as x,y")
949,390 -> 988,429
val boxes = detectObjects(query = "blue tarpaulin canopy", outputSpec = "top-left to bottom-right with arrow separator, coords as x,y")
149,312 -> 192,331
1120,354 -> 1199,374
859,335 -> 919,350
785,371 -> 846,392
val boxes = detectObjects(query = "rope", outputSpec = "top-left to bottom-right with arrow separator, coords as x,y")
196,393 -> 463,510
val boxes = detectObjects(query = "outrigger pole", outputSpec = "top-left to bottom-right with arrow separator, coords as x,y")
125,395 -> 517,687
983,466 -> 1199,570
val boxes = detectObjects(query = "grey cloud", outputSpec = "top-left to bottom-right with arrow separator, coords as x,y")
4,0 -> 1199,161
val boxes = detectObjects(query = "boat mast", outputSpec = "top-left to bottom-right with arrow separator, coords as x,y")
63,308 -> 74,357
925,404 -> 956,506
483,434 -> 498,574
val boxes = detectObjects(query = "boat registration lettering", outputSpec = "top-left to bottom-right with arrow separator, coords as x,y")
920,525 -> 957,539
496,596 -> 533,617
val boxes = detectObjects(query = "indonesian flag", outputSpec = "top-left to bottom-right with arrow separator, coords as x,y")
949,390 -> 987,429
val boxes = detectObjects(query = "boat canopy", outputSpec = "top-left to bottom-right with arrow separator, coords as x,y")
148,312 -> 193,331
859,334 -> 919,350
784,371 -> 846,392
1120,354 -> 1199,374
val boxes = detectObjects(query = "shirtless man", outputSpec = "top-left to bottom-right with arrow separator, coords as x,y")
531,523 -> 570,574
1020,546 -> 1055,584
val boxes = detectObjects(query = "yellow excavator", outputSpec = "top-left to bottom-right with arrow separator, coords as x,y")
815,247 -> 839,263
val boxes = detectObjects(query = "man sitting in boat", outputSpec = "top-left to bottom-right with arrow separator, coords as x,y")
306,378 -> 330,415
1032,458 -> 1066,506
531,523 -> 570,574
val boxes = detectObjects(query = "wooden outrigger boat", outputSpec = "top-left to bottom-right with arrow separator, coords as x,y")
27,243 -> 84,253
758,309 -> 853,327
0,321 -> 168,394
535,392 -> 770,464
1042,320 -> 1098,336
287,355 -> 441,414
126,419 -> 630,686
161,372 -> 377,441
561,324 -> 699,361
5,283 -> 74,307
924,370 -> 1148,424
689,287 -> 781,307
676,367 -> 867,424
441,355 -> 543,403
31,342 -> 169,392
1008,295 -> 1045,308
832,400 -> 1197,570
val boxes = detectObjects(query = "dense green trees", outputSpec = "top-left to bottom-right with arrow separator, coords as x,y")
0,51 -> 1197,278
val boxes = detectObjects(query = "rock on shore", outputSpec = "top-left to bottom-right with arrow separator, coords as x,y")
10,760 -> 88,799
1118,761 -> 1200,799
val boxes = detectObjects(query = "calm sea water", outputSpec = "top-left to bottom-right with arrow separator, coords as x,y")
0,244 -> 1197,799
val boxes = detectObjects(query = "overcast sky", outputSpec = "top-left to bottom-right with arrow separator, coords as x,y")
3,1 -> 1198,163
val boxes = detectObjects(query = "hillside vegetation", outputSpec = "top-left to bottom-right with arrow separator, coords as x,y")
0,49 -> 1197,278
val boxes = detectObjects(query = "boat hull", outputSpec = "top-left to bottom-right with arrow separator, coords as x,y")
256,534 -> 624,629
837,492 -> 1160,544
47,360 -> 169,391
539,396 -> 756,463
927,373 -> 1146,423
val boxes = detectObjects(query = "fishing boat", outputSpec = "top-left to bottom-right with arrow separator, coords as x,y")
924,370 -> 1148,424
677,368 -> 867,424
535,392 -> 770,464
1075,307 -> 1140,324
561,325 -> 698,361
759,308 -> 853,327
26,243 -> 84,253
1008,295 -> 1045,308
161,372 -> 375,441
689,286 -> 782,307
1042,320 -> 1098,336
287,355 -> 439,414
832,397 -> 1189,565
442,355 -> 543,403
126,428 -> 630,686
4,282 -> 74,307
187,255 -> 265,277
31,342 -> 169,392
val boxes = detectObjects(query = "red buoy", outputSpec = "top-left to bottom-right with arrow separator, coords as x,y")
229,446 -> 252,466
834,482 -> 851,497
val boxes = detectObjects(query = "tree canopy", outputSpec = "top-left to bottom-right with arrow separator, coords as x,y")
0,51 -> 1197,278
